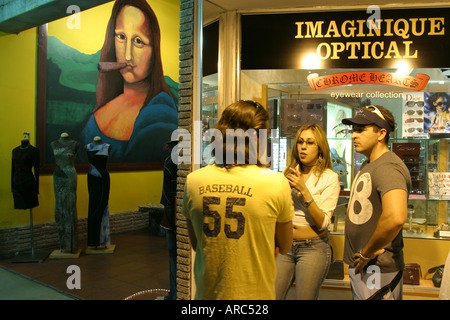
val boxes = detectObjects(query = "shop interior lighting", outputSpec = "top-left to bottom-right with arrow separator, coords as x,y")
301,53 -> 321,69
394,60 -> 412,76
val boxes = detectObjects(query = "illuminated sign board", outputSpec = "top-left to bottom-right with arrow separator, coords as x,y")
241,8 -> 450,69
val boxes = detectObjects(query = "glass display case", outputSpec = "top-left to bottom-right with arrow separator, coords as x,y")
270,134 -> 450,240
390,139 -> 450,239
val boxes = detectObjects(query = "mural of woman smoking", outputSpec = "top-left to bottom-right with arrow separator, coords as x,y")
82,0 -> 179,163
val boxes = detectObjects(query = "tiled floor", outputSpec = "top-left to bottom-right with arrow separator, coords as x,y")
0,229 -> 171,300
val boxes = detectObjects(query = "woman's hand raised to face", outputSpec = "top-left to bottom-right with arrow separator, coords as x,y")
286,167 -> 306,192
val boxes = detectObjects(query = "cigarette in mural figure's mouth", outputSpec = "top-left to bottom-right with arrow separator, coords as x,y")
97,62 -> 128,72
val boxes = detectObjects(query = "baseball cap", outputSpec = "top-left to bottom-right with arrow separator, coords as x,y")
342,106 -> 394,132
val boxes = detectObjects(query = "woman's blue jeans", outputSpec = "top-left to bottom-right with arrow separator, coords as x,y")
275,235 -> 331,300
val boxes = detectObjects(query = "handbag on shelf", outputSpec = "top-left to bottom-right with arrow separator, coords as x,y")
403,263 -> 421,285
428,265 -> 445,287
326,246 -> 344,280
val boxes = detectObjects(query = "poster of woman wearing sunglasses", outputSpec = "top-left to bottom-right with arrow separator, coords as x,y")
424,92 -> 450,135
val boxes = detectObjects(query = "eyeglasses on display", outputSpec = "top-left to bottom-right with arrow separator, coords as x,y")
405,110 -> 424,116
406,127 -> 424,133
405,118 -> 424,123
335,128 -> 352,137
332,158 -> 352,167
406,101 -> 425,108
402,157 -> 420,164
337,169 -> 349,176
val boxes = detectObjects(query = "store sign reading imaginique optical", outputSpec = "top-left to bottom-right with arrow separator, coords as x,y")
294,16 -> 443,62
241,8 -> 450,70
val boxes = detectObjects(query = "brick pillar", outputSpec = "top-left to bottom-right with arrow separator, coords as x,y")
176,0 -> 194,300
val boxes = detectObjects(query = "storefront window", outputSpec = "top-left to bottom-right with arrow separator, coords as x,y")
240,67 -> 450,238
201,20 -> 219,166
199,8 -> 450,240
201,73 -> 218,166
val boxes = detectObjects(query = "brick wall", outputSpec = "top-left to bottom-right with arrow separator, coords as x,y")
176,0 -> 195,300
0,210 -> 149,258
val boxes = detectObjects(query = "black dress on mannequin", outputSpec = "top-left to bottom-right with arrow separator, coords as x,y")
51,133 -> 79,253
11,140 -> 39,209
86,138 -> 111,247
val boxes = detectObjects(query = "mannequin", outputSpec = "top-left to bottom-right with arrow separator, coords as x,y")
11,135 -> 39,210
85,136 -> 114,252
50,132 -> 80,255
10,133 -> 47,263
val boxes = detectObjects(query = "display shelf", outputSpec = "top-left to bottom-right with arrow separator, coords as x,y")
329,221 -> 450,240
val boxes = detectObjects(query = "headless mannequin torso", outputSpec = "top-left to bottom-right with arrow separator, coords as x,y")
85,136 -> 113,251
51,132 -> 79,253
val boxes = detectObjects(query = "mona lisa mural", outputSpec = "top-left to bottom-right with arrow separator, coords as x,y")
37,0 -> 180,172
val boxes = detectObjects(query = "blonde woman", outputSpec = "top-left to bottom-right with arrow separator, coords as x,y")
275,123 -> 340,300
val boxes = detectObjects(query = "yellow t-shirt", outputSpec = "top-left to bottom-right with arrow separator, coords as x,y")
182,164 -> 294,300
